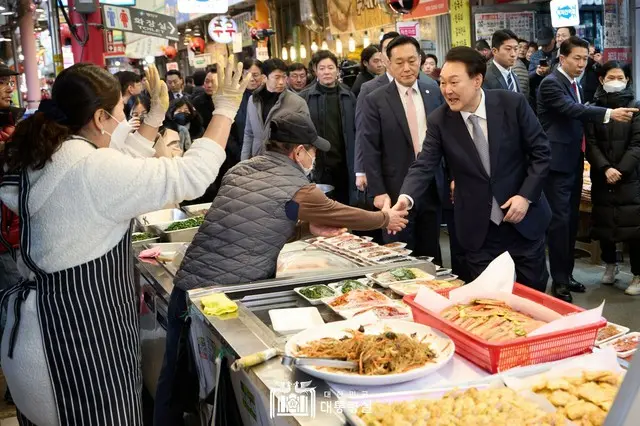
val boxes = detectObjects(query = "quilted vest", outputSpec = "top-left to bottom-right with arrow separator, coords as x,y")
174,151 -> 311,290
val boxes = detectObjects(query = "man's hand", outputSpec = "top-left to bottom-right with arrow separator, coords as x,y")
373,194 -> 391,210
536,65 -> 549,76
605,168 -> 622,184
501,195 -> 530,224
384,207 -> 409,233
309,223 -> 347,237
356,175 -> 367,191
392,196 -> 410,212
450,181 -> 455,203
611,107 -> 639,123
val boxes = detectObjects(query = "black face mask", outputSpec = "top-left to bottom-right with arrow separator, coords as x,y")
174,112 -> 190,126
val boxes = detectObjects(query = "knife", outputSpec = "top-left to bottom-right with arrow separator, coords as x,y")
281,355 -> 358,370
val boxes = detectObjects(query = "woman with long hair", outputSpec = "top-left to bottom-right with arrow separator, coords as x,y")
585,61 -> 640,295
0,61 -> 248,425
164,97 -> 204,152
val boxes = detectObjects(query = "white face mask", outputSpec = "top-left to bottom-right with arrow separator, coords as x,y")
298,148 -> 316,177
603,80 -> 627,93
103,112 -> 134,151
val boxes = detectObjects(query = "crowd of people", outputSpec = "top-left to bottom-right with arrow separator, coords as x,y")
0,23 -> 637,425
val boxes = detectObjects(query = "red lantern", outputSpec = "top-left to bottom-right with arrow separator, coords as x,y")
60,24 -> 72,45
163,45 -> 177,60
386,0 -> 419,14
189,37 -> 205,54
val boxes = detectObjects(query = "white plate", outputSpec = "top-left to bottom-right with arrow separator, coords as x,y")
294,285 -> 337,306
596,322 -> 630,346
284,319 -> 455,386
269,307 -> 324,334
601,331 -> 640,358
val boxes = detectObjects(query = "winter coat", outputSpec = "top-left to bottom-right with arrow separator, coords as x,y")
585,86 -> 640,241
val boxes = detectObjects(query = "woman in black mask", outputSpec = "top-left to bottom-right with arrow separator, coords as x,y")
164,97 -> 204,152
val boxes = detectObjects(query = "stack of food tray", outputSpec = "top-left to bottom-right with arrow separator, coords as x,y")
306,234 -> 416,265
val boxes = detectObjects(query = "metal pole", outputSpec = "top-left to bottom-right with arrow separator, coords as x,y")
47,0 -> 63,75
19,0 -> 41,109
10,28 -> 23,109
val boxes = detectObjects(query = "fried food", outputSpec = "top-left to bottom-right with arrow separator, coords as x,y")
532,370 -> 623,425
356,387 -> 566,425
440,298 -> 547,341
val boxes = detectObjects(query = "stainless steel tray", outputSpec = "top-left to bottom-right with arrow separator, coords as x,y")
152,222 -> 199,243
136,209 -> 189,233
182,203 -> 212,216
132,235 -> 160,246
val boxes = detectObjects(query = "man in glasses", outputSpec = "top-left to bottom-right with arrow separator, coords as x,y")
288,63 -> 309,93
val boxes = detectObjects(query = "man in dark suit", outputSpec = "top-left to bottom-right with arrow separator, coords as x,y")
167,70 -> 190,101
483,29 -> 524,95
393,47 -> 552,292
361,35 -> 444,262
354,31 -> 399,192
538,36 -> 637,301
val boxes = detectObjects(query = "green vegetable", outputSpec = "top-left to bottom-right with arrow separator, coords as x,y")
165,216 -> 204,232
299,285 -> 335,299
340,280 -> 367,294
390,268 -> 416,281
132,232 -> 156,242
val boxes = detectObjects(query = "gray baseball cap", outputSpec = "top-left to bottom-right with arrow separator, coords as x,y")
269,111 -> 330,152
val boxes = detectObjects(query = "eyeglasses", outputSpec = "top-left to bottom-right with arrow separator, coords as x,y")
0,79 -> 15,88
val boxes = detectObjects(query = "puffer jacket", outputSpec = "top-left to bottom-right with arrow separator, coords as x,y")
585,86 -> 640,241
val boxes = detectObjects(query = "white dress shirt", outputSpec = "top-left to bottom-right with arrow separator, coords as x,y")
395,79 -> 427,152
558,67 -> 611,123
386,72 -> 393,82
493,61 -> 517,92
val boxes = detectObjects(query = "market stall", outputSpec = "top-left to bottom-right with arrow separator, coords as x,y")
132,207 -> 639,426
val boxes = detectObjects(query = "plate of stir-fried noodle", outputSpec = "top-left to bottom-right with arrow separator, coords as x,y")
284,319 -> 455,385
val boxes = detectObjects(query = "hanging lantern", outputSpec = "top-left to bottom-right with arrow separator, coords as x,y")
363,31 -> 370,48
311,41 -> 318,52
281,46 -> 288,61
335,36 -> 343,56
189,37 -> 205,53
163,45 -> 177,60
290,45 -> 297,61
60,24 -> 72,46
321,40 -> 329,50
300,43 -> 307,59
348,34 -> 356,53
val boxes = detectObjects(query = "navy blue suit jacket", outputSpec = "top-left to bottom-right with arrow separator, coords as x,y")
400,90 -> 552,251
538,69 -> 607,173
361,78 -> 444,204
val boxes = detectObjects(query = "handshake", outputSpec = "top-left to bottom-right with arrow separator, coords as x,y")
374,194 -> 410,234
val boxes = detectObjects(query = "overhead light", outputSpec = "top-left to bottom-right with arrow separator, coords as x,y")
379,28 -> 384,41
281,46 -> 288,61
18,53 -> 24,60
1,11 -> 14,16
35,8 -> 44,13
363,31 -> 370,48
335,36 -> 343,56
0,6 -> 5,11
321,41 -> 328,50
348,34 -> 355,53
310,41 -> 318,53
115,61 -> 121,66
300,43 -> 307,59
289,45 -> 297,61
185,28 -> 192,33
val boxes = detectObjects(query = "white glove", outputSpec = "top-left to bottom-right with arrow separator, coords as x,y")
128,116 -> 141,131
212,60 -> 251,121
144,64 -> 169,128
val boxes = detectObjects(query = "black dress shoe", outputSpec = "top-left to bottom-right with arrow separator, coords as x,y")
551,282 -> 573,303
568,276 -> 587,293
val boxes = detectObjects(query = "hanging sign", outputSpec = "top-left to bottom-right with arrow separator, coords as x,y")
193,53 -> 212,69
178,0 -> 228,14
397,21 -> 420,39
256,42 -> 269,61
405,0 -> 449,19
550,0 -> 580,28
449,0 -> 471,47
208,16 -> 238,44
102,6 -> 179,41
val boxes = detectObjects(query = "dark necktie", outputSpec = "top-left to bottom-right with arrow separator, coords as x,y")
571,81 -> 586,153
507,72 -> 515,92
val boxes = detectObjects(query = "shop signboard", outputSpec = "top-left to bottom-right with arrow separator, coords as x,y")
474,13 -> 504,42
166,62 -> 179,71
603,0 -> 631,63
193,54 -> 212,69
504,11 -> 535,42
104,29 -> 126,57
233,12 -> 255,48
449,0 -> 471,47
102,5 -> 179,41
208,16 -> 238,44
550,0 -> 580,28
328,0 -> 394,34
397,21 -> 420,39
256,43 -> 269,61
405,0 -> 449,19
177,0 -> 227,14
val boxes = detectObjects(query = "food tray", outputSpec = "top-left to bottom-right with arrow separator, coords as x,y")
152,221 -> 200,243
601,332 -> 640,358
595,322 -> 630,346
328,278 -> 371,294
323,289 -> 394,314
403,283 -> 607,373
136,208 -> 189,233
340,302 -> 413,321
389,279 -> 462,298
294,285 -> 336,305
131,233 -> 160,246
366,268 -> 435,288
182,202 -> 212,216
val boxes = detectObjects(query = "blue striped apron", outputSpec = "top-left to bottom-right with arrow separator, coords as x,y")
0,159 -> 143,424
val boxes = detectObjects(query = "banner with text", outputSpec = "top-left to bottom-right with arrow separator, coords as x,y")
450,0 -> 471,47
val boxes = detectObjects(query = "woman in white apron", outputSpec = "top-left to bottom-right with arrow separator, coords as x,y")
0,61 -> 248,425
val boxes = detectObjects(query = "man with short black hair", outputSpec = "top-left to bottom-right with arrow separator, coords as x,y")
167,70 -> 188,101
351,46 -> 383,97
362,35 -> 444,261
115,71 -> 142,105
484,29 -> 524,94
539,36 -> 639,301
242,58 -> 310,160
475,39 -> 492,62
287,62 -> 308,93
394,46 -> 553,292
300,51 -> 357,205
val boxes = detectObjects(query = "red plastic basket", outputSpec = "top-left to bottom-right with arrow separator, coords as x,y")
403,283 -> 606,373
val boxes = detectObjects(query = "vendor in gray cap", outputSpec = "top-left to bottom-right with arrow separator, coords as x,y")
154,110 -> 409,424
